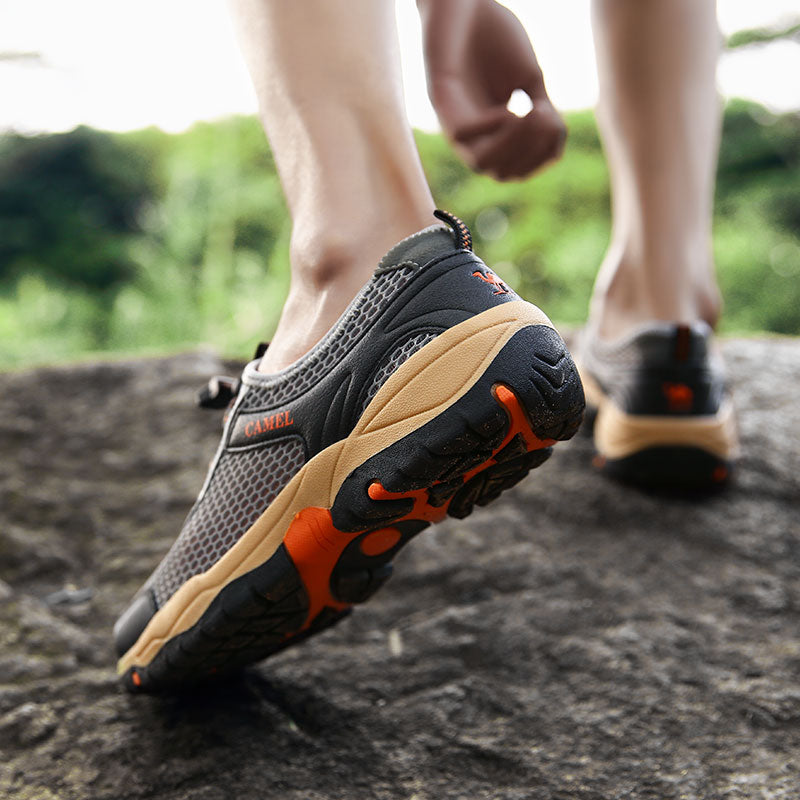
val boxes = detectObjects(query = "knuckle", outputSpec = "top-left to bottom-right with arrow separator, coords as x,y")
452,126 -> 476,146
473,151 -> 496,173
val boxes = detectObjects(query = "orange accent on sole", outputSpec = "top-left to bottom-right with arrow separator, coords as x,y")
360,527 -> 402,557
282,506 -> 357,628
131,671 -> 142,687
712,465 -> 728,483
492,383 -> 556,451
367,483 -> 450,523
367,383 -> 555,523
281,383 -> 556,635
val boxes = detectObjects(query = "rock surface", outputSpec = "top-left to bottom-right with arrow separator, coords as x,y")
1,339 -> 799,800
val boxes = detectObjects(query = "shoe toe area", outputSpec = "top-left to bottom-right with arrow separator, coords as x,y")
113,591 -> 157,657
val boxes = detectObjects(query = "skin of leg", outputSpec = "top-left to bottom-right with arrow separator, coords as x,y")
228,0 -> 436,372
589,0 -> 723,340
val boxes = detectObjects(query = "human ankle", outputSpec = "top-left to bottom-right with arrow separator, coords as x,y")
589,251 -> 722,341
259,212 -> 436,374
257,283 -> 340,374
289,206 -> 435,290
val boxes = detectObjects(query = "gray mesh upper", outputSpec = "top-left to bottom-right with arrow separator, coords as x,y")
580,321 -> 716,388
240,263 -> 419,411
149,436 -> 306,606
359,331 -> 439,416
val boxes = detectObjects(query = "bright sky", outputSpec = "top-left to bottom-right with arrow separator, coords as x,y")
0,0 -> 798,134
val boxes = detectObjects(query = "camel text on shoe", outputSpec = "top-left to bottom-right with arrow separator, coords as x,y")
244,410 -> 295,438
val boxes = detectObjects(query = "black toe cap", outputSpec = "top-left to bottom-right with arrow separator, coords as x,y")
113,590 -> 157,657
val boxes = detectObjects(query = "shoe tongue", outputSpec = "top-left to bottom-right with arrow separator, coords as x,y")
377,224 -> 461,273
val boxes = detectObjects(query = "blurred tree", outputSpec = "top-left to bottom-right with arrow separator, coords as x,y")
0,126 -> 154,294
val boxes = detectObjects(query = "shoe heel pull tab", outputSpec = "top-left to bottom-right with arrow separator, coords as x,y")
434,209 -> 472,251
674,324 -> 691,362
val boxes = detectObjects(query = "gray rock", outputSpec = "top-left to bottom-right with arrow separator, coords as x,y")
0,340 -> 798,799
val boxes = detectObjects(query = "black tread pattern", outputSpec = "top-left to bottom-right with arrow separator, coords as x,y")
600,446 -> 732,490
124,323 -> 585,693
330,520 -> 430,604
448,447 -> 552,519
330,324 -> 584,532
123,545 -> 310,692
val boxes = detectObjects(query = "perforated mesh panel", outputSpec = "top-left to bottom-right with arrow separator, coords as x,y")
149,437 -> 306,607
581,324 -> 716,393
583,333 -> 645,370
241,265 -> 417,411
359,331 -> 439,416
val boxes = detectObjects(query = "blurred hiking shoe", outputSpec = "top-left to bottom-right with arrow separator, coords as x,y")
578,321 -> 738,488
113,211 -> 585,692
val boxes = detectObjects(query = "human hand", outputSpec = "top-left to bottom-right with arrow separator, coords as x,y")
417,0 -> 566,180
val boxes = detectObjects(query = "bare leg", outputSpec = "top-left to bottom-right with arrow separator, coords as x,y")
228,0 -> 435,372
589,0 -> 722,340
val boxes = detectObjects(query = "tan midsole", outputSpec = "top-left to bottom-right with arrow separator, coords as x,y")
581,370 -> 739,461
118,300 -> 553,672
578,367 -> 605,411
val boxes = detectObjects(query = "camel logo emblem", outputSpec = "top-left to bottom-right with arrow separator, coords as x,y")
472,269 -> 510,295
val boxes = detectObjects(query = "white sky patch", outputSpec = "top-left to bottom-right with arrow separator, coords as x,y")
0,0 -> 797,135
0,0 -> 255,133
718,40 -> 800,111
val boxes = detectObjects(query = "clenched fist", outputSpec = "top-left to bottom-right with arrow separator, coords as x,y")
417,0 -> 566,180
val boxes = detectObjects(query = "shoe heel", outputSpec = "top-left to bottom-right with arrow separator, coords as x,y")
594,399 -> 738,487
331,318 -> 585,531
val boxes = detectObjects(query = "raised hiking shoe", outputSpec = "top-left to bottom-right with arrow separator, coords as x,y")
578,321 -> 738,487
113,210 -> 585,692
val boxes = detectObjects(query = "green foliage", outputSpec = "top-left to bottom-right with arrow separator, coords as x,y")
713,101 -> 800,335
726,20 -> 800,49
0,127 -> 152,294
0,101 -> 798,368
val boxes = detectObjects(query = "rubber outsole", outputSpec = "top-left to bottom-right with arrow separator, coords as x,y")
120,323 -> 584,692
593,446 -> 733,489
